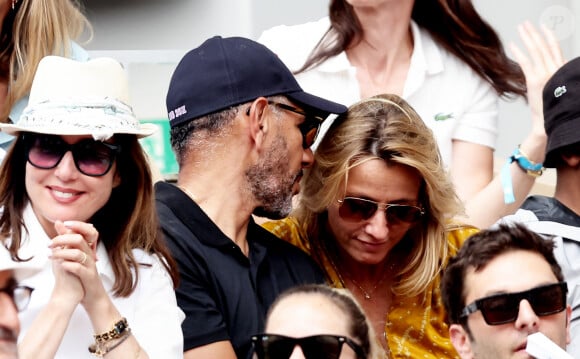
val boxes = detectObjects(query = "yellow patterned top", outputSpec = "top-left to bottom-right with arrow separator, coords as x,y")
262,218 -> 478,359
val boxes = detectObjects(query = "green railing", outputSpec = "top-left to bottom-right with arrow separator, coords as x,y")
139,118 -> 178,181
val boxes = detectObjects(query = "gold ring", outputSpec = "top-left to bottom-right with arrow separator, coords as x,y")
80,252 -> 87,265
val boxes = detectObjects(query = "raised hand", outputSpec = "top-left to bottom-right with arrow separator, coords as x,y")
510,21 -> 565,135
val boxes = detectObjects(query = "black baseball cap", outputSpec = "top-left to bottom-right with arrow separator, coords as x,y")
166,36 -> 347,128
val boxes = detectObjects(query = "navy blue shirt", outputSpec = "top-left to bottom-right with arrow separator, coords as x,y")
155,182 -> 325,359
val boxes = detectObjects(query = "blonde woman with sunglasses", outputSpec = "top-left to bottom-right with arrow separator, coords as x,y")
263,94 -> 477,358
259,2 -> 564,230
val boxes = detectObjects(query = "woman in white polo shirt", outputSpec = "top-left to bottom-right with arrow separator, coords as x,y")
259,0 -> 564,228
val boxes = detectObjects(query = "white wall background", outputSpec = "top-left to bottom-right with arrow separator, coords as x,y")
82,0 -> 579,160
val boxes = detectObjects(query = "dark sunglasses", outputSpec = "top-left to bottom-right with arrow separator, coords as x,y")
268,101 -> 324,149
337,197 -> 424,224
461,282 -> 568,325
252,333 -> 366,359
0,281 -> 34,312
23,134 -> 121,177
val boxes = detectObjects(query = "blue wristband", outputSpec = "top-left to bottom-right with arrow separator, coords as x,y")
501,146 -> 544,204
510,147 -> 544,177
501,160 -> 516,204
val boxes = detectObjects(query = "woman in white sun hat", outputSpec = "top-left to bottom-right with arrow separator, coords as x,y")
0,56 -> 183,358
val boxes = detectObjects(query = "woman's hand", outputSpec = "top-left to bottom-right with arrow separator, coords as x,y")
510,21 -> 565,138
49,220 -> 102,307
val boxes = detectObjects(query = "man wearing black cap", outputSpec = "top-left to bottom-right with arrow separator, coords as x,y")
499,56 -> 580,357
155,36 -> 347,359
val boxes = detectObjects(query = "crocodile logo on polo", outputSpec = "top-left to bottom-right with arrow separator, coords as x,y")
554,86 -> 567,98
434,112 -> 454,121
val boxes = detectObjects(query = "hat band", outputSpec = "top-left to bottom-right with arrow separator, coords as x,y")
18,99 -> 142,140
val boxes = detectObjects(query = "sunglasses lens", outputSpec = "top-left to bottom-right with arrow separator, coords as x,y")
13,286 -> 32,312
530,283 -> 567,316
387,205 -> 423,223
254,335 -> 295,359
339,198 -> 377,221
302,121 -> 320,149
480,294 -> 518,325
301,336 -> 342,359
74,140 -> 115,176
27,135 -> 66,169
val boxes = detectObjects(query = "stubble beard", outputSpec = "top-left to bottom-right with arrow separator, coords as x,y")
246,135 -> 297,219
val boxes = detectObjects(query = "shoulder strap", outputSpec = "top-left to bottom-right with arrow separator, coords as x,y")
526,220 -> 580,242
501,209 -> 580,242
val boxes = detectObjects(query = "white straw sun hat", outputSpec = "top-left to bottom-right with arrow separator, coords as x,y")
0,56 -> 156,140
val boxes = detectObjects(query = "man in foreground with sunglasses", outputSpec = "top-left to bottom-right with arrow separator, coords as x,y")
156,36 -> 347,359
442,223 -> 571,358
0,243 -> 39,359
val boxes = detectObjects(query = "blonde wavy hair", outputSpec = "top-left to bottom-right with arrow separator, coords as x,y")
294,94 -> 464,296
0,0 -> 92,121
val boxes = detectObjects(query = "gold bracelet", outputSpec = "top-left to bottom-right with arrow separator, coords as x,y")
89,329 -> 131,357
94,317 -> 129,343
105,329 -> 132,354
88,317 -> 131,357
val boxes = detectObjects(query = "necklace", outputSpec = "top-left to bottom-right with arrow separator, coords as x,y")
347,272 -> 389,300
328,255 -> 393,300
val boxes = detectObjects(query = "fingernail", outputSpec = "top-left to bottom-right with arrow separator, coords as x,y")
63,221 -> 74,228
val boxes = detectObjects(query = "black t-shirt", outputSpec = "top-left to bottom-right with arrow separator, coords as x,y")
521,195 -> 580,227
155,182 -> 325,359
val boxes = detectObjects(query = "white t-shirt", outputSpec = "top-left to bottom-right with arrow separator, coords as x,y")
258,17 -> 499,167
17,204 -> 185,358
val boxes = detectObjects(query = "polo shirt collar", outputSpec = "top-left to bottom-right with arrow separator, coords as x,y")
156,182 -> 252,260
403,21 -> 444,97
313,21 -> 446,98
316,49 -> 352,73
